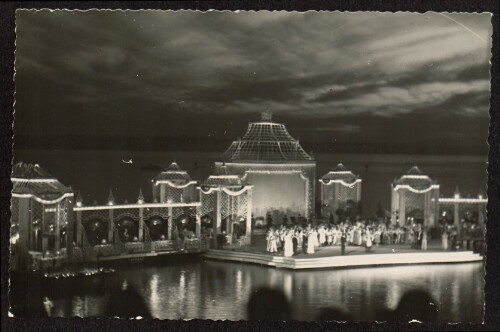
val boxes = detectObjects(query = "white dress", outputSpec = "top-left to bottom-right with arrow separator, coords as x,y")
284,233 -> 293,257
349,229 -> 355,244
355,229 -> 362,246
307,231 -> 315,254
327,230 -> 333,245
365,231 -> 372,248
270,234 -> 277,253
319,228 -> 326,245
266,231 -> 273,252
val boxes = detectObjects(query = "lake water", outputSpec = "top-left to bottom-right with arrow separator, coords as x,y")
13,149 -> 488,216
18,259 -> 484,322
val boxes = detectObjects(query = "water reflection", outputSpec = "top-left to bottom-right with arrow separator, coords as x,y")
149,274 -> 160,318
45,260 -> 483,322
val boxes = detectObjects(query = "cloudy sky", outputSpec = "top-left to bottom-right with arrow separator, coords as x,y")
15,10 -> 492,155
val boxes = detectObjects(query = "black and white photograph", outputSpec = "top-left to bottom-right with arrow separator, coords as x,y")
8,9 -> 493,323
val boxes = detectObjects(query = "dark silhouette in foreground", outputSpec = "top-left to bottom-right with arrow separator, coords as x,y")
316,307 -> 353,322
377,289 -> 439,323
104,285 -> 152,319
247,287 -> 438,323
247,288 -> 292,320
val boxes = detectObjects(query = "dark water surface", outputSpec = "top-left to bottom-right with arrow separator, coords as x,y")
13,150 -> 487,216
38,259 -> 484,322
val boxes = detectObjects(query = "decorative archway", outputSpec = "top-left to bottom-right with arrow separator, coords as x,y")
115,217 -> 139,243
145,215 -> 169,241
439,208 -> 454,225
407,209 -> 424,225
83,218 -> 109,246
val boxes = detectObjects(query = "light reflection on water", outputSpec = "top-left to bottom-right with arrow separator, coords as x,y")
51,260 -> 484,322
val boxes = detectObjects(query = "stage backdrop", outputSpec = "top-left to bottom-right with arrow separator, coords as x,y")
246,172 -> 307,220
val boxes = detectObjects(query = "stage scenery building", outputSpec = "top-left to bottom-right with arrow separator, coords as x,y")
152,161 -> 198,203
390,166 -> 440,226
319,163 -> 362,222
217,111 -> 316,225
438,187 -> 487,229
10,163 -> 75,270
199,164 -> 253,245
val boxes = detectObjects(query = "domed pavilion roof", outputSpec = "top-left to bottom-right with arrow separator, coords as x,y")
201,164 -> 248,188
393,166 -> 438,191
320,163 -> 360,185
153,161 -> 195,185
222,111 -> 314,163
11,162 -> 73,202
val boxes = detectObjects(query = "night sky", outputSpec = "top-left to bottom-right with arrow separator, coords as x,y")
14,11 -> 492,155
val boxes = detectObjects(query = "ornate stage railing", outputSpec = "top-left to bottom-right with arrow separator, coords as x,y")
153,240 -> 175,252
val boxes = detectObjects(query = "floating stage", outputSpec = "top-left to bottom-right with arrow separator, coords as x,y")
203,249 -> 483,270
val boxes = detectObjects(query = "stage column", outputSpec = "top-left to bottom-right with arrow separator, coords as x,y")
138,207 -> 144,242
55,204 -> 61,252
399,190 -> 406,226
168,206 -> 173,240
423,192 -> 429,227
246,189 -> 252,245
453,202 -> 460,229
42,208 -> 48,254
216,191 -> 222,235
333,183 -> 340,222
67,201 -> 74,258
76,210 -> 82,247
391,187 -> 398,225
195,205 -> 201,238
160,185 -> 165,203
478,202 -> 485,230
108,209 -> 114,244
18,198 -> 31,267
432,189 -> 440,228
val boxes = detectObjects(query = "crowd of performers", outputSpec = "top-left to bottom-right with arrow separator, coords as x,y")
265,221 -> 483,257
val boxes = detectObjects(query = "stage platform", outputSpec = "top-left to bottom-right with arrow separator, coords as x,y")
203,244 -> 483,270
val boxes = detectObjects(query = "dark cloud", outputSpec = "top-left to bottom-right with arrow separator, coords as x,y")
14,10 -> 492,154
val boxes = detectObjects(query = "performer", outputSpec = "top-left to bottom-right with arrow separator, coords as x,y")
279,227 -> 286,251
319,226 -> 326,246
302,228 -> 308,253
421,227 -> 428,251
341,230 -> 347,255
271,229 -> 278,253
348,227 -> 355,244
307,228 -> 316,254
442,229 -> 448,251
355,227 -> 363,246
266,228 -> 274,253
373,227 -> 381,245
365,228 -> 373,252
415,226 -> 423,249
327,227 -> 333,246
313,228 -> 319,248
274,229 -> 281,251
292,229 -> 299,255
332,226 -> 338,246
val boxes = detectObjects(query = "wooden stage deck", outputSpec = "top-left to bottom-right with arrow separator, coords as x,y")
203,244 -> 483,270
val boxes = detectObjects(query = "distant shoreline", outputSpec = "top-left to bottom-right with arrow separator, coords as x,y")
13,148 -> 488,163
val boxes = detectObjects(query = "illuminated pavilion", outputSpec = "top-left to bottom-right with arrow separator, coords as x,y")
319,163 -> 362,222
217,111 -> 316,223
10,162 -> 75,269
390,166 -> 440,227
199,164 -> 253,245
152,161 -> 198,203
